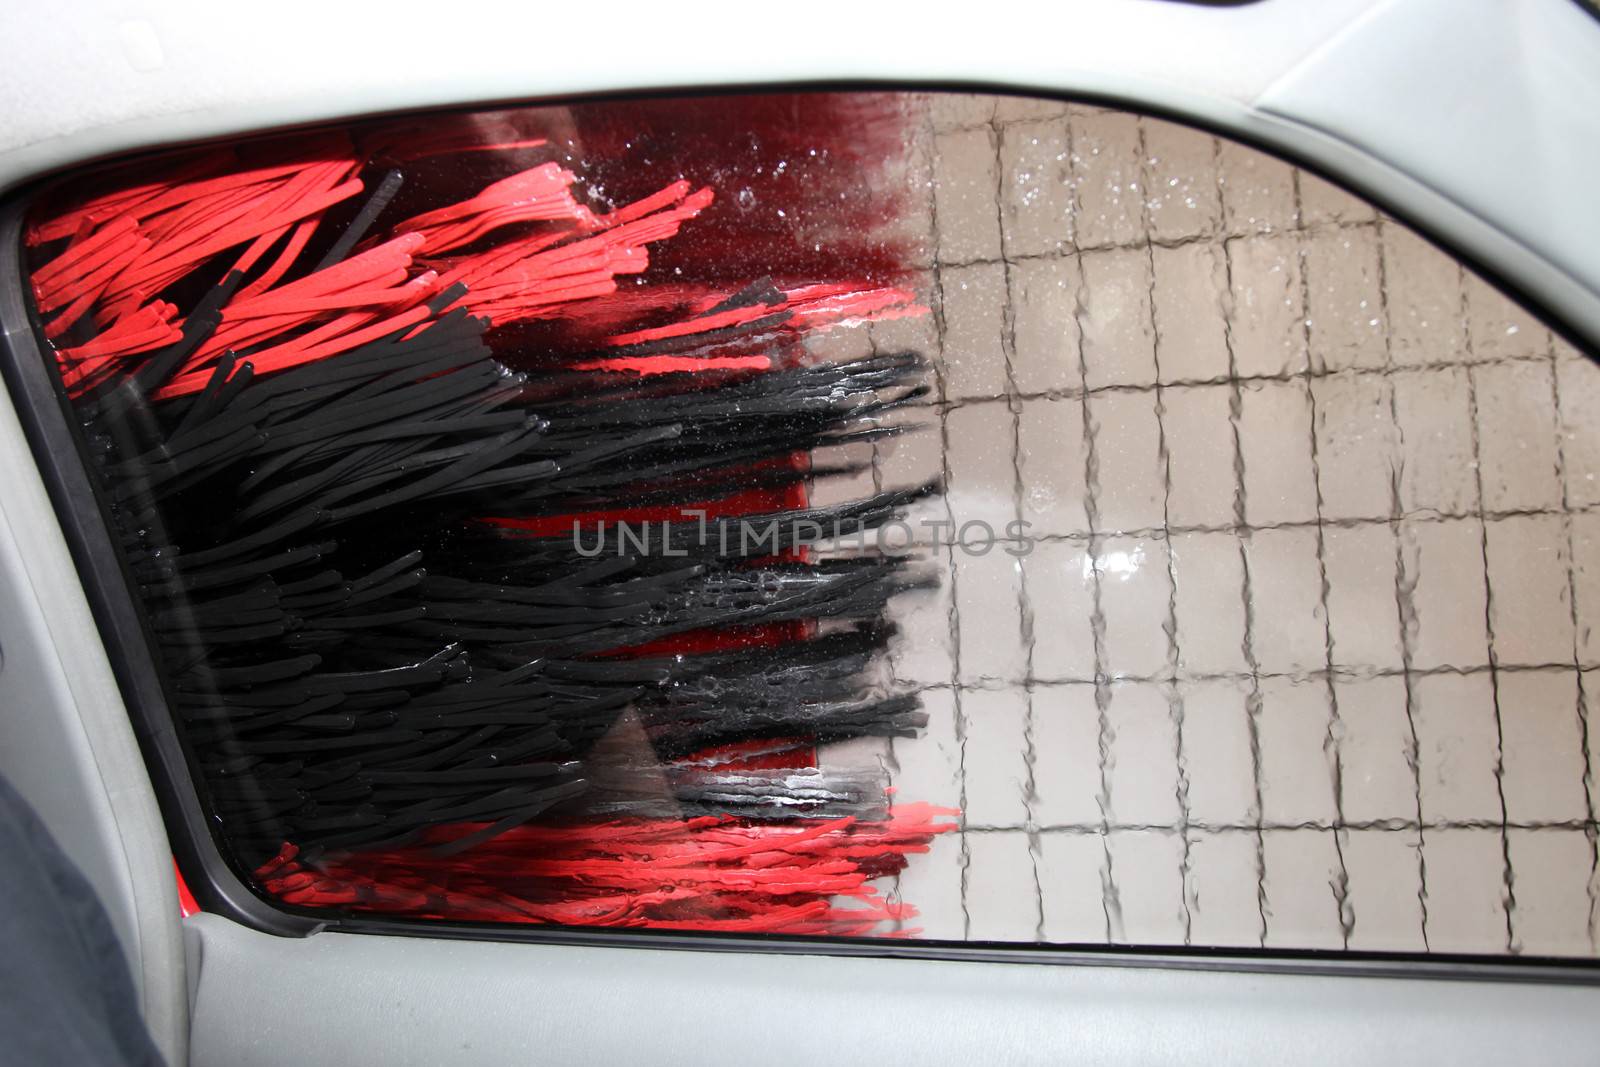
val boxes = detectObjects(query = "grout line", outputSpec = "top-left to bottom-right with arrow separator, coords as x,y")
1240,460 -> 1270,949
1546,327 -> 1600,954
905,662 -> 1597,693
1139,115 -> 1195,947
990,111 -> 1048,944
871,504 -> 1600,552
1462,286 -> 1519,954
893,350 -> 1564,411
928,211 -> 1384,267
1295,167 -> 1356,950
965,819 -> 1600,834
925,127 -> 975,942
1216,142 -> 1270,949
1379,215 -> 1433,952
1061,106 -> 1121,945
1228,385 -> 1267,953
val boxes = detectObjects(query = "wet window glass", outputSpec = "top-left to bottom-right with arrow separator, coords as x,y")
18,90 -> 1599,957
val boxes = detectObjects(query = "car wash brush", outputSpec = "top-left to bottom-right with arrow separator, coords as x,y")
20,94 -> 957,935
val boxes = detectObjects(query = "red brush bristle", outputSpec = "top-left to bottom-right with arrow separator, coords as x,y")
257,804 -> 956,935
38,159 -> 726,397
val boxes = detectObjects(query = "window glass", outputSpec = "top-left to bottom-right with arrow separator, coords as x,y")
19,90 -> 1599,957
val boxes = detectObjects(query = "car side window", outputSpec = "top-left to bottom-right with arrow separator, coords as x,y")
11,90 -> 1597,961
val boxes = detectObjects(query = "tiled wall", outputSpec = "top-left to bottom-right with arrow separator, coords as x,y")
818,93 -> 1600,956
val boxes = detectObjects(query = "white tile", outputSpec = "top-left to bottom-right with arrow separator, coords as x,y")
932,126 -> 1001,264
962,688 -> 1033,827
1095,534 -> 1174,679
929,92 -> 996,131
1412,672 -> 1503,825
1071,110 -> 1146,249
1572,513 -> 1600,666
1398,518 -> 1490,671
1484,515 -> 1573,668
1342,829 -> 1426,952
954,545 -> 1028,685
1141,118 -> 1221,244
1555,335 -> 1592,365
1557,354 -> 1600,509
1497,669 -> 1588,825
1298,171 -> 1376,228
1323,523 -> 1403,672
887,544 -> 956,686
1238,379 -> 1317,527
1106,682 -> 1180,825
1226,234 -> 1306,377
1151,243 -> 1230,383
1261,829 -> 1345,949
1585,672 -> 1600,821
945,401 -> 1015,534
1161,384 -> 1238,530
1021,539 -> 1097,682
1334,675 -> 1416,823
1032,683 -> 1106,827
1312,372 -> 1397,522
1465,273 -> 1550,362
1422,828 -> 1509,955
896,829 -> 967,940
892,686 -> 962,809
1107,830 -> 1187,945
1244,527 -> 1327,675
1473,359 -> 1563,514
999,119 -> 1074,259
1507,830 -> 1596,957
1218,142 -> 1298,235
1257,676 -> 1338,825
876,406 -> 949,542
1381,221 -> 1465,368
1186,830 -> 1263,947
940,261 -> 1010,400
1303,226 -> 1386,372
1391,366 -> 1478,517
1171,531 -> 1249,676
1017,398 -> 1089,537
1008,255 -> 1082,394
994,96 -> 1070,123
1179,677 -> 1257,826
1087,390 -> 1166,534
965,831 -> 1042,941
1038,832 -> 1111,943
1079,247 -> 1157,390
